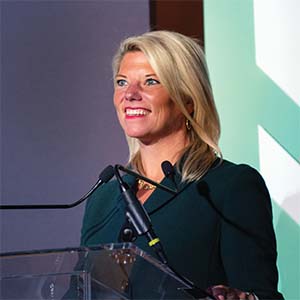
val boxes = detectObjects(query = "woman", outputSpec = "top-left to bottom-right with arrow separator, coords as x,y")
81,31 -> 283,300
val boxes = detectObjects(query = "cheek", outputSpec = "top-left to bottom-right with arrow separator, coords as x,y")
165,101 -> 182,118
113,93 -> 123,124
167,104 -> 186,126
113,92 -> 122,110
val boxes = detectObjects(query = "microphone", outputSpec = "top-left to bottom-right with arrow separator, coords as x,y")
161,160 -> 178,191
117,165 -> 176,195
0,165 -> 114,210
114,164 -> 168,264
115,164 -> 214,299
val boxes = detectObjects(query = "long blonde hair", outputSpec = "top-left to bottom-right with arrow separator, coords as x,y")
112,30 -> 221,182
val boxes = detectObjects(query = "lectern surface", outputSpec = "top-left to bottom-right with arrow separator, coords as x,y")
0,243 -> 196,300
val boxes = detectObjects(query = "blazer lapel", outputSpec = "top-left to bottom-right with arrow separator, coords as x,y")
143,168 -> 192,215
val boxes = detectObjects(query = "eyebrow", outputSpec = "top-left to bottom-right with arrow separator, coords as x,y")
145,73 -> 157,77
115,73 -> 158,78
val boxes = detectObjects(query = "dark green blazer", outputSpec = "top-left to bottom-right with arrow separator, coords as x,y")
81,159 -> 283,299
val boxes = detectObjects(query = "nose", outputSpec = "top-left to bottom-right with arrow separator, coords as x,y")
125,83 -> 142,101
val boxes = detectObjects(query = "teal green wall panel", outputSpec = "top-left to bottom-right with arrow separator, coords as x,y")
204,1 -> 300,299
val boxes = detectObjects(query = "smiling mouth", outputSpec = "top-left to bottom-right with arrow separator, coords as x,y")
125,108 -> 150,117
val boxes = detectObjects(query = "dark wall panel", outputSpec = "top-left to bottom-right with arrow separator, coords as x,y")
1,0 -> 149,252
150,0 -> 204,43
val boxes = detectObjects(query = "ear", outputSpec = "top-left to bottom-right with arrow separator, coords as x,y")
185,99 -> 194,115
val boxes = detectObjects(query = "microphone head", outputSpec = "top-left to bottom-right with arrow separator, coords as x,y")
161,160 -> 174,177
99,165 -> 114,183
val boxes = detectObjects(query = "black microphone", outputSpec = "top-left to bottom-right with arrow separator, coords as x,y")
114,164 -> 168,264
117,165 -> 176,195
115,164 -> 214,299
0,165 -> 114,210
161,160 -> 178,191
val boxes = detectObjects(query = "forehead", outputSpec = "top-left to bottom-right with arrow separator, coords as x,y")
118,51 -> 154,72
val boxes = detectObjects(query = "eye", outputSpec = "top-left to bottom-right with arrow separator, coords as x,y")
145,78 -> 160,86
116,79 -> 128,87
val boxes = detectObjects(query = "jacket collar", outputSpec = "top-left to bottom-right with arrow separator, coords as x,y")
121,157 -> 221,215
122,165 -> 191,215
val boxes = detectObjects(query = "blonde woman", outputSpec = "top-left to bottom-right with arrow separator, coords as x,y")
81,31 -> 283,300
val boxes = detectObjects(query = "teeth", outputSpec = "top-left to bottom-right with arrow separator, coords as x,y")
126,109 -> 149,116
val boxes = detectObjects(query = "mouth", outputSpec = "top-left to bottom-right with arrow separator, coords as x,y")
125,108 -> 150,117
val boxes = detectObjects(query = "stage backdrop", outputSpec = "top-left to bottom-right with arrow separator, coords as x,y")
1,0 -> 149,252
204,1 -> 300,299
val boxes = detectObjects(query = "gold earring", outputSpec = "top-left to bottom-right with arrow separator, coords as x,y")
185,119 -> 192,131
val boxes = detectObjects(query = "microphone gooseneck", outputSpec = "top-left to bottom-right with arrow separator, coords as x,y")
161,160 -> 178,191
114,164 -> 168,264
0,165 -> 115,210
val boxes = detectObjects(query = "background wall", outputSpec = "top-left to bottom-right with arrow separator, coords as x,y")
204,1 -> 300,299
1,0 -> 149,252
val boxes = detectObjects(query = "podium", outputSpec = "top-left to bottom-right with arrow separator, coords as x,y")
0,243 -> 202,300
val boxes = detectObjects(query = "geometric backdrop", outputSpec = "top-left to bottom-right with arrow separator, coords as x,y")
204,1 -> 300,299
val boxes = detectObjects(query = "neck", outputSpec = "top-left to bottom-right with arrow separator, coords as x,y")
138,131 -> 189,181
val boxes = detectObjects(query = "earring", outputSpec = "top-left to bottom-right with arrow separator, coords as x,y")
185,119 -> 192,131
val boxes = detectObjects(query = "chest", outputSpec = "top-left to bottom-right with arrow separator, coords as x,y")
146,186 -> 221,253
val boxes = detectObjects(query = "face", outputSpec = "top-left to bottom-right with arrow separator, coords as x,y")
113,51 -> 186,144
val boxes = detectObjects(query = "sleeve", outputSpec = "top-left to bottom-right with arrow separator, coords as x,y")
220,165 -> 283,300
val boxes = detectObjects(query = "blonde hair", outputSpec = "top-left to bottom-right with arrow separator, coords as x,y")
112,30 -> 221,182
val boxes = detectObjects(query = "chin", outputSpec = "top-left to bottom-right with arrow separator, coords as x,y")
124,128 -> 148,138
126,133 -> 145,139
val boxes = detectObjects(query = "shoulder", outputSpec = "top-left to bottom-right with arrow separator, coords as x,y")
80,179 -> 122,245
205,159 -> 273,223
200,159 -> 272,213
82,179 -> 121,228
207,159 -> 261,177
85,179 -> 120,210
82,173 -> 136,223
80,174 -> 136,246
205,159 -> 268,192
221,160 -> 269,196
